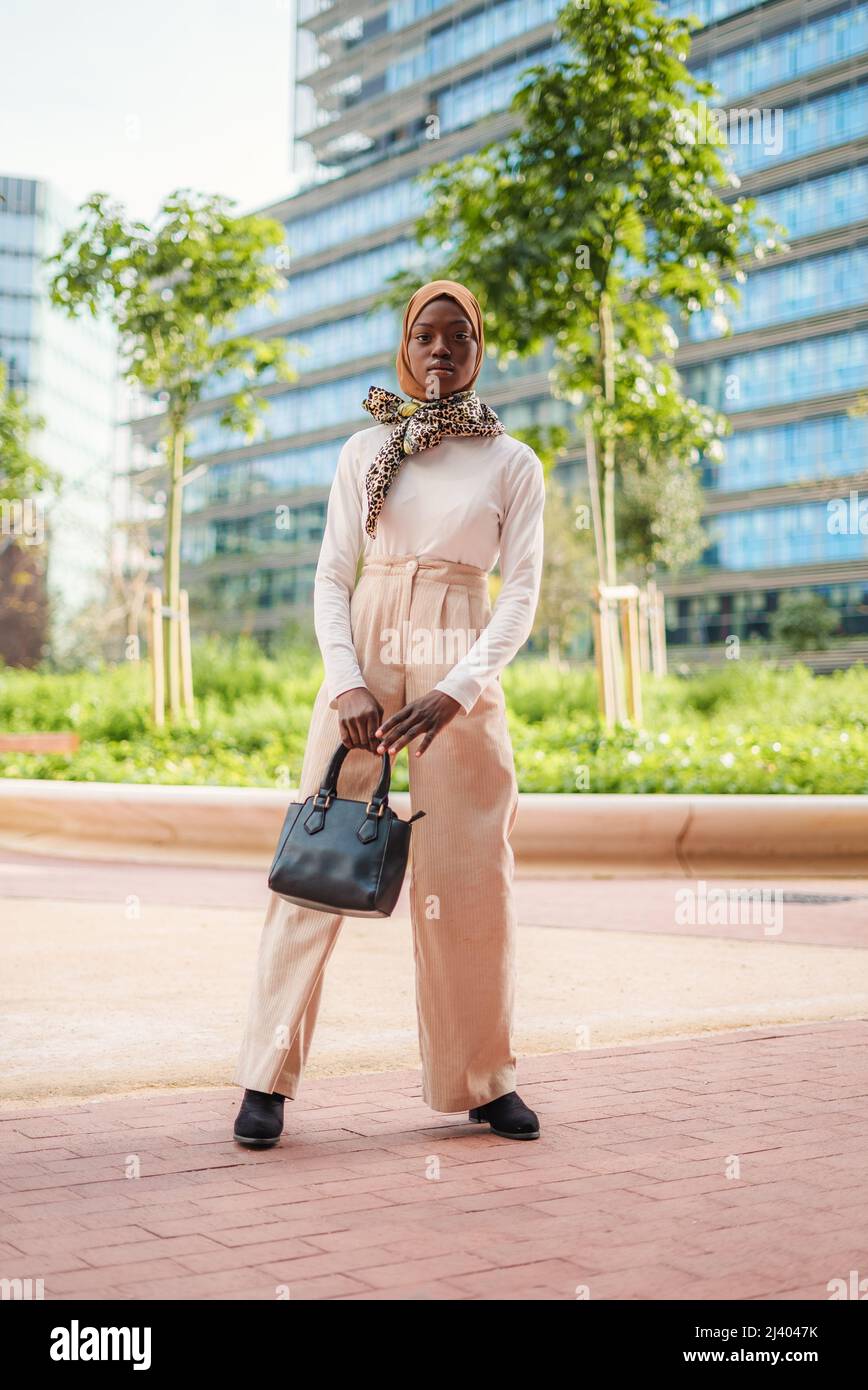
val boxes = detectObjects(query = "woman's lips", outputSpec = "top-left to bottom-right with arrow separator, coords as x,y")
428,364 -> 454,372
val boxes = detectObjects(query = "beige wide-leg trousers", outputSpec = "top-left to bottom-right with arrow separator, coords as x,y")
233,554 -> 520,1113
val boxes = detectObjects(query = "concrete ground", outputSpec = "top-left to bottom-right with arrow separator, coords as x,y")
1,849 -> 867,1106
1,845 -> 868,1106
2,848 -> 867,1301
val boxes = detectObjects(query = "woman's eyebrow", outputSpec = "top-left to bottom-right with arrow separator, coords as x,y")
413,319 -> 473,328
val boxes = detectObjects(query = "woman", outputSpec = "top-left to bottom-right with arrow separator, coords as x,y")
233,278 -> 546,1146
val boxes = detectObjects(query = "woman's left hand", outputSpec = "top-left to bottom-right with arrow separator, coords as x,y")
375,691 -> 463,757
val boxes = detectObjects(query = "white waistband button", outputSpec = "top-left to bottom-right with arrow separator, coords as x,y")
405,559 -> 418,573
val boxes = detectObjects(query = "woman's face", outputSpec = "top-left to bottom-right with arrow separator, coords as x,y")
406,295 -> 478,399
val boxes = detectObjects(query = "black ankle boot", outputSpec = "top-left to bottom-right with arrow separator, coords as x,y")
468,1091 -> 540,1139
233,1088 -> 287,1147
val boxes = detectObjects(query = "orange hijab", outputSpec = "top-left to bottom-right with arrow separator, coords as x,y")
396,278 -> 486,400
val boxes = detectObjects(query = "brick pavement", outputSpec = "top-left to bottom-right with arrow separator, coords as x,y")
1,1020 -> 866,1301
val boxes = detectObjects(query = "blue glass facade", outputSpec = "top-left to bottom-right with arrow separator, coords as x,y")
683,330 -> 868,411
234,238 -> 421,333
753,165 -> 868,243
387,0 -> 561,95
726,81 -> 868,176
705,501 -> 868,570
687,245 -> 868,341
664,0 -> 868,649
0,175 -> 118,651
702,415 -> 868,491
279,179 -> 426,260
667,0 -> 765,23
297,0 -> 563,137
182,439 -> 346,514
693,4 -> 868,102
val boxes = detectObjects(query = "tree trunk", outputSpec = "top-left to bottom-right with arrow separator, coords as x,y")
583,416 -> 606,587
162,421 -> 184,721
599,290 -> 617,587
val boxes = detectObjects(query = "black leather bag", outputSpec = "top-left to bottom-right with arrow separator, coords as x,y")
267,742 -> 426,918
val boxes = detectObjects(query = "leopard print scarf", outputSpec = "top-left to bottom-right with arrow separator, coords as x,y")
360,385 -> 504,540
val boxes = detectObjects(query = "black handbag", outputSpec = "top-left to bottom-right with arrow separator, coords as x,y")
267,742 -> 427,918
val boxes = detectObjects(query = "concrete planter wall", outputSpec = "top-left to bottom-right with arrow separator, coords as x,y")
0,780 -> 866,877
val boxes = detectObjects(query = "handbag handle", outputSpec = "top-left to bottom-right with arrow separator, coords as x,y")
313,742 -> 392,816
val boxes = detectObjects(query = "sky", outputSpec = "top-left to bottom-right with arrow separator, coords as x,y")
0,0 -> 302,223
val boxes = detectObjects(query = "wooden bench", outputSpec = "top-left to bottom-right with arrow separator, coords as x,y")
0,733 -> 80,754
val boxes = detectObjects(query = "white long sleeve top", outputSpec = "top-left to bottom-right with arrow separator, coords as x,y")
313,423 -> 546,715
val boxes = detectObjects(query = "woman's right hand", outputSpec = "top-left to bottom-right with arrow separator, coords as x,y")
335,687 -> 385,753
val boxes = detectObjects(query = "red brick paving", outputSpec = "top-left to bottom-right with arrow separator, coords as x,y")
1,1019 -> 867,1300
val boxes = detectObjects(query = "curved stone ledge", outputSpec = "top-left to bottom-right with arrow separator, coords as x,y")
0,781 -> 865,877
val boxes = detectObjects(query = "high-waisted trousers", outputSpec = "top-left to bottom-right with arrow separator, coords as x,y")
233,553 -> 520,1113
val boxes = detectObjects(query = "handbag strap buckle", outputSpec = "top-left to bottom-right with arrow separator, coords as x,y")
365,798 -> 387,818
312,791 -> 333,811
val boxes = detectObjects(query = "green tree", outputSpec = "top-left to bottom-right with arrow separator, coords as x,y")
0,361 -> 58,666
536,478 -> 598,664
616,433 -> 706,574
771,592 -> 840,653
46,188 -> 296,720
0,359 -> 55,502
379,0 -> 783,588
502,421 -> 597,663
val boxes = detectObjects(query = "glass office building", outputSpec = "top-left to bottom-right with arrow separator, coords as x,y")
0,175 -> 119,657
665,0 -> 868,653
129,0 -> 868,660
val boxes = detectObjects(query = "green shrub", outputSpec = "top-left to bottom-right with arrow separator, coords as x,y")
0,647 -> 865,793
